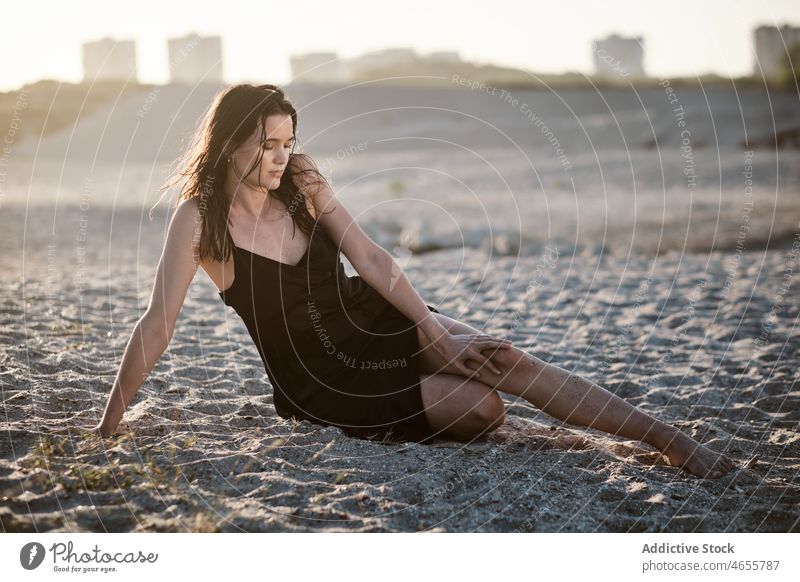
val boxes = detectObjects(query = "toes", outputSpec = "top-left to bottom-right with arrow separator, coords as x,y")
711,459 -> 734,478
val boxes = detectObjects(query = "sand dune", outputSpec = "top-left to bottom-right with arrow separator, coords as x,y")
6,83 -> 798,254
14,82 -> 799,163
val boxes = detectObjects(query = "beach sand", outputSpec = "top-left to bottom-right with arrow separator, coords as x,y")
2,80 -> 798,532
1,203 -> 798,532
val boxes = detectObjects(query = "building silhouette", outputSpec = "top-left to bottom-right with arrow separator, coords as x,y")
753,24 -> 800,78
82,37 -> 138,82
290,48 -> 463,83
167,33 -> 224,84
592,34 -> 645,79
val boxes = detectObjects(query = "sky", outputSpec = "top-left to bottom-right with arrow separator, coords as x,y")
3,0 -> 800,91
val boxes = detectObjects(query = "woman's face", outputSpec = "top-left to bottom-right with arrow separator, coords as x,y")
229,113 -> 295,191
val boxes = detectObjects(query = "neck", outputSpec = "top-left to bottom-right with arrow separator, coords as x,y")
224,172 -> 276,219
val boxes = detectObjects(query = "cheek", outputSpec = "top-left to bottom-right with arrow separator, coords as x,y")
236,148 -> 263,167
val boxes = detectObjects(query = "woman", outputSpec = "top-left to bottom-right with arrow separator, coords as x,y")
93,84 -> 735,479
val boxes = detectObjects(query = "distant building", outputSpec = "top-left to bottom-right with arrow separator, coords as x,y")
592,34 -> 645,79
82,37 -> 137,82
168,33 -> 223,84
290,48 -> 464,83
349,48 -> 417,76
753,24 -> 800,78
289,52 -> 345,83
427,51 -> 461,63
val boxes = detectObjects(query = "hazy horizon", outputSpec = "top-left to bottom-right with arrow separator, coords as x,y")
3,0 -> 800,92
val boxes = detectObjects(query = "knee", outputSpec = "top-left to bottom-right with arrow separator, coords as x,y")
476,391 -> 506,433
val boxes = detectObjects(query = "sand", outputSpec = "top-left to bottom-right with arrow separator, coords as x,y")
1,81 -> 798,532
1,203 -> 798,533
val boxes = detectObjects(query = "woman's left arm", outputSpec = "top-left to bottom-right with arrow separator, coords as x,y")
357,245 -> 513,378
294,156 -> 510,377
357,243 -> 449,343
295,163 -> 449,343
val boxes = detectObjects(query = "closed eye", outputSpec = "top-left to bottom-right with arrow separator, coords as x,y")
263,141 -> 295,151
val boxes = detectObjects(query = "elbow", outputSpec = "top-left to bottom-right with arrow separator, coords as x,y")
361,247 -> 405,293
359,247 -> 392,282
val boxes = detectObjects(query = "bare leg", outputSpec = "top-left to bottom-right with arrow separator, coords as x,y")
490,353 -> 736,478
417,315 -> 736,478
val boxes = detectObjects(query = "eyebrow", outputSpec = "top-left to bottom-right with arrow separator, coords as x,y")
263,136 -> 295,142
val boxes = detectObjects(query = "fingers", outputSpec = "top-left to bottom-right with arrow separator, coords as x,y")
466,353 -> 502,376
462,359 -> 484,378
477,354 -> 502,375
474,341 -> 513,374
470,334 -> 513,349
453,334 -> 515,378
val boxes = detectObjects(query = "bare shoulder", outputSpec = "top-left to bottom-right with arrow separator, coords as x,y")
174,196 -> 202,221
163,197 -> 204,260
169,197 -> 205,237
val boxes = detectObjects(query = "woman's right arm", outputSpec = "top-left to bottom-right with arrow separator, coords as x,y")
93,198 -> 202,437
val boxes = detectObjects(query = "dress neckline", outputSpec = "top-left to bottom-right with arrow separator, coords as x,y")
218,244 -> 309,297
219,228 -> 331,297
233,242 -> 311,268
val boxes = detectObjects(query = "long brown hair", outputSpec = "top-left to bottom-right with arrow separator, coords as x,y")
154,83 -> 330,263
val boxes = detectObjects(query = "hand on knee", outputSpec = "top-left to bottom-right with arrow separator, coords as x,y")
480,344 -> 536,374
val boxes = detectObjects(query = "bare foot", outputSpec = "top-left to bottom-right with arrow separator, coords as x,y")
657,429 -> 736,479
